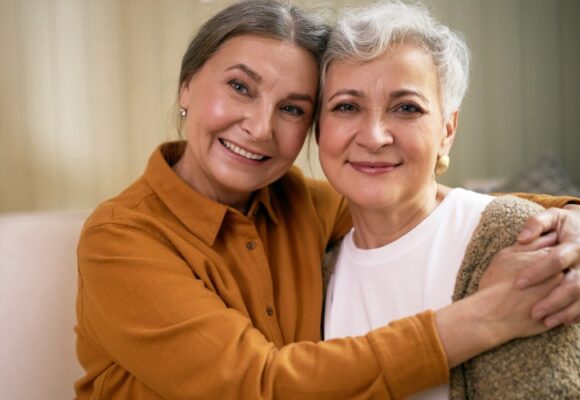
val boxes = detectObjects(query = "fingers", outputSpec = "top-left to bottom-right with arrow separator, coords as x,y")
532,269 -> 580,328
531,269 -> 580,327
513,231 -> 557,252
517,208 -> 562,244
516,242 -> 580,289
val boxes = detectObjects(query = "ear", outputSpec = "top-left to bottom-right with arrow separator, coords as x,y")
179,78 -> 192,108
439,109 -> 459,156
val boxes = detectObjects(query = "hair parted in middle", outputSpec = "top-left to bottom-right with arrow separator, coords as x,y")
174,0 -> 330,135
321,0 -> 470,120
179,0 -> 330,91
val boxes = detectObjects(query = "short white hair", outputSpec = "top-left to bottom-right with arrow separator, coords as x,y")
321,0 -> 470,119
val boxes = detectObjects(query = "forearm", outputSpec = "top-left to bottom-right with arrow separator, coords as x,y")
79,226 -> 448,399
435,294 -> 500,368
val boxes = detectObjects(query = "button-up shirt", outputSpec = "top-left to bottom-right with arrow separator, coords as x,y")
75,142 -> 577,399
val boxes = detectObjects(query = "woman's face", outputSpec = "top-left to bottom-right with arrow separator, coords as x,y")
318,43 -> 457,210
178,34 -> 318,208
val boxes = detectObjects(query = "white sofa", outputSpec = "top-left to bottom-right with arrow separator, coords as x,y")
0,211 -> 87,400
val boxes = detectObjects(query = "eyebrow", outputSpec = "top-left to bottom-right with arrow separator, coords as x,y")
327,88 -> 430,106
226,63 -> 262,83
328,89 -> 364,102
390,89 -> 430,105
227,63 -> 314,105
287,93 -> 314,105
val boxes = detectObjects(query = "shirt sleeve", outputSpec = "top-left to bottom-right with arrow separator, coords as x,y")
496,193 -> 580,207
77,221 -> 447,399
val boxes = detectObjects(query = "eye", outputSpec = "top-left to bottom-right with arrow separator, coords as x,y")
396,103 -> 424,114
280,104 -> 305,117
228,79 -> 250,96
331,103 -> 358,113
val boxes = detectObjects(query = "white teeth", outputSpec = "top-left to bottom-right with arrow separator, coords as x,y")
221,139 -> 266,161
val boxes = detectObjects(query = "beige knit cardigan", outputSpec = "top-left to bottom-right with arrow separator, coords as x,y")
450,196 -> 580,399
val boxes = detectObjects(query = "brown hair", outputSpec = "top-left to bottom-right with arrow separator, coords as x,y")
175,0 -> 330,134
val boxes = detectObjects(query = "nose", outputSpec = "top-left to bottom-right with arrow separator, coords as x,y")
241,101 -> 274,141
355,113 -> 394,152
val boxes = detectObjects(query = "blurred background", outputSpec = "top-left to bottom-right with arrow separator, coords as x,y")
1,0 -> 579,213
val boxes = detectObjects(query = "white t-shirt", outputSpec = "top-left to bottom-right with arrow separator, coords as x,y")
324,188 -> 493,400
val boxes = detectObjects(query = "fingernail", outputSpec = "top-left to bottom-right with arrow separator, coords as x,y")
545,317 -> 559,329
533,309 -> 547,321
516,277 -> 530,289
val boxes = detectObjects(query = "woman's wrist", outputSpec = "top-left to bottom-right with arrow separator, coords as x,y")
435,290 -> 505,368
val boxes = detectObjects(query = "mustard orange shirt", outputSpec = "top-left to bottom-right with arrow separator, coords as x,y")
75,142 -> 448,399
75,142 -> 577,399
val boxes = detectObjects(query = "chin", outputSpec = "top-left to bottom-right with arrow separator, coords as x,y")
346,192 -> 395,210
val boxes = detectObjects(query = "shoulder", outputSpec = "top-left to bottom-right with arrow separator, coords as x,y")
275,166 -> 342,206
274,166 -> 351,246
475,195 -> 544,241
274,166 -> 347,223
453,196 -> 544,301
470,195 -> 544,249
79,176 -> 179,258
82,177 -> 158,231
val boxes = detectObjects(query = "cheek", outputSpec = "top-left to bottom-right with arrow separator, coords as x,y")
284,133 -> 307,159
317,117 -> 342,156
276,123 -> 309,158
198,95 -> 229,130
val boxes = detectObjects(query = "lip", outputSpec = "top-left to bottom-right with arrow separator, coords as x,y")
219,138 -> 270,163
348,161 -> 401,174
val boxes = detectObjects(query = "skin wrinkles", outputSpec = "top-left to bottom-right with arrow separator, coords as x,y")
319,42 -> 457,248
174,34 -> 318,212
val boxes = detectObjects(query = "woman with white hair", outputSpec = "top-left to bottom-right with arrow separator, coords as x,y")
319,1 -> 580,398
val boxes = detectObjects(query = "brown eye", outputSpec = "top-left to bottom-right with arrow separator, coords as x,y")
332,103 -> 358,113
398,103 -> 423,114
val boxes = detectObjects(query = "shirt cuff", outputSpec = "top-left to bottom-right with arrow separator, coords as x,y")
366,310 -> 449,399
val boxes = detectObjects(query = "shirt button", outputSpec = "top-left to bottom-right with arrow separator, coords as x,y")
246,241 -> 256,250
266,306 -> 274,316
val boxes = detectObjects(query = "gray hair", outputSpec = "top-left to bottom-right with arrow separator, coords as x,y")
321,0 -> 470,119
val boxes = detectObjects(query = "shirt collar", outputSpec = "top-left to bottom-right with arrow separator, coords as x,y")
144,142 -> 280,246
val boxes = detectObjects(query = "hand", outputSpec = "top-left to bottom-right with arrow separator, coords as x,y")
436,234 -> 564,368
514,205 -> 580,326
477,234 -> 564,340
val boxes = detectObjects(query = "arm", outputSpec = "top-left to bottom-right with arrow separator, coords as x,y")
77,222 -> 446,399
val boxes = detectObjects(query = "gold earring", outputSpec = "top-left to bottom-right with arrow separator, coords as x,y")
435,155 -> 450,176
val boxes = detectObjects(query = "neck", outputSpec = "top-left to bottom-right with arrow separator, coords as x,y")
349,182 -> 450,249
172,147 -> 251,213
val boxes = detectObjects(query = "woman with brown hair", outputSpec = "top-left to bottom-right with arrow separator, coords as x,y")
75,1 -> 580,398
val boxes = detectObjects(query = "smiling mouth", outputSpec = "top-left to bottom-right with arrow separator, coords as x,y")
219,139 -> 269,161
349,161 -> 402,174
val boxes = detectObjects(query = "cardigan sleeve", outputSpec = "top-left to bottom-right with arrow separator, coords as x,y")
450,196 -> 580,399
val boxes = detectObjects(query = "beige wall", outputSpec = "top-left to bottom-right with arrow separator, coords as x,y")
1,0 -> 579,212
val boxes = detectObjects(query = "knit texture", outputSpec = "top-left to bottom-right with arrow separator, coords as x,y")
450,196 -> 580,399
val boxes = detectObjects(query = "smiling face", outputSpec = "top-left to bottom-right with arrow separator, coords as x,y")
318,42 -> 458,212
176,34 -> 318,209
